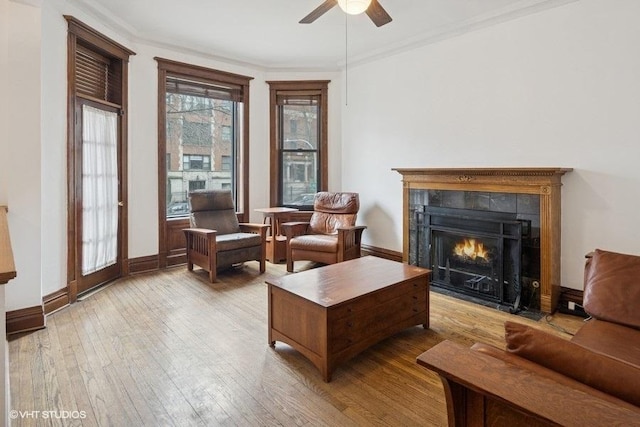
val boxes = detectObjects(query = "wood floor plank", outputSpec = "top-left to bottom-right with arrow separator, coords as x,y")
9,261 -> 582,426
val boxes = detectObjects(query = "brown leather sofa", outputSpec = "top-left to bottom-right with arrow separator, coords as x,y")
417,249 -> 640,426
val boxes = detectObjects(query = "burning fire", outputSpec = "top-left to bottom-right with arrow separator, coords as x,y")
453,239 -> 489,261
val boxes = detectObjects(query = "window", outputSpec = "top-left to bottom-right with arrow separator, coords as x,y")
157,58 -> 253,223
189,180 -> 206,191
267,80 -> 329,209
183,155 -> 210,171
156,58 -> 252,268
221,125 -> 232,142
221,155 -> 231,171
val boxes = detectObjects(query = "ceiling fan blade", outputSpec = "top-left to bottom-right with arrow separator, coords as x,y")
299,0 -> 337,24
365,0 -> 392,27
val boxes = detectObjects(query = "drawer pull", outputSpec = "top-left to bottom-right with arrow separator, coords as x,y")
347,321 -> 353,328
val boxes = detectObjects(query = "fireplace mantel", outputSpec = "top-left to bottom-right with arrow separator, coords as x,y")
393,167 -> 572,313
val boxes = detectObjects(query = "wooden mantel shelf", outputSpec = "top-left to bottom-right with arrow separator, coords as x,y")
0,206 -> 17,285
393,167 -> 572,313
393,167 -> 572,189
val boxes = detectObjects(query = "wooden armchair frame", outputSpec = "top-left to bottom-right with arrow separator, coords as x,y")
184,223 -> 268,283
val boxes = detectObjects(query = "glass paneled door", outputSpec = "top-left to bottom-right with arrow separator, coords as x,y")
75,100 -> 122,294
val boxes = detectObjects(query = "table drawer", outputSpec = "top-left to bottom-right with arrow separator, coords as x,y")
331,278 -> 427,320
329,290 -> 427,351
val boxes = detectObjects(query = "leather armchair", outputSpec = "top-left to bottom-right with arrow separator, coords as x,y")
183,190 -> 268,282
282,192 -> 366,272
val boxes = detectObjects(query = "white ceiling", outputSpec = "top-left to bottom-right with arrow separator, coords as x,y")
68,0 -> 576,70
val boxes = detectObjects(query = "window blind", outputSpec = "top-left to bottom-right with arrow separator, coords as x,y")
75,45 -> 121,104
276,90 -> 321,106
166,77 -> 243,102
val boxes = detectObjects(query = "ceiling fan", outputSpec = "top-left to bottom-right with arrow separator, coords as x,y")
300,0 -> 392,27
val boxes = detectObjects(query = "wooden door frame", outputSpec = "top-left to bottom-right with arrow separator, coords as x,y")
66,16 -> 135,302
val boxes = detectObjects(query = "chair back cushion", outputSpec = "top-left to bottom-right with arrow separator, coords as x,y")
309,192 -> 359,235
583,249 -> 640,329
188,190 -> 240,235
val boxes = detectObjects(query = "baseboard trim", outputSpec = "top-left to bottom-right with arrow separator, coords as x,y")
560,287 -> 584,304
558,286 -> 586,317
43,288 -> 70,315
128,254 -> 160,274
6,305 -> 45,335
361,245 -> 403,262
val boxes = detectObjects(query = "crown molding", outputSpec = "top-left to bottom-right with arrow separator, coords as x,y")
65,0 -> 579,72
10,0 -> 43,7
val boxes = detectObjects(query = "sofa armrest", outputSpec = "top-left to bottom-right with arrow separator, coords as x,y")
417,340 -> 640,427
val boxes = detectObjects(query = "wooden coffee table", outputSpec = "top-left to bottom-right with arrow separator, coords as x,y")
267,256 -> 431,382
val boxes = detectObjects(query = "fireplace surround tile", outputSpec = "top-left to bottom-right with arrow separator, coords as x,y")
394,167 -> 572,313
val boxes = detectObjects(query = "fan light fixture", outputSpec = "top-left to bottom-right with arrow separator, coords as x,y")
337,0 -> 372,15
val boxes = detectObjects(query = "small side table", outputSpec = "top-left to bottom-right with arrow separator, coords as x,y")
255,207 -> 299,263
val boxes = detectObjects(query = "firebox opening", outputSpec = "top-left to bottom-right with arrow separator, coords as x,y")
409,190 -> 542,315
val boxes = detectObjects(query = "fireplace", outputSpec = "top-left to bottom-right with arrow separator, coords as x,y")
412,201 -> 539,311
394,168 -> 571,313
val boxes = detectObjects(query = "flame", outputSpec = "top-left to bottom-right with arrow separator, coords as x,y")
453,239 -> 489,260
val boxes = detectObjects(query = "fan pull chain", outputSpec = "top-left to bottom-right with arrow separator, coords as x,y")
345,12 -> 348,106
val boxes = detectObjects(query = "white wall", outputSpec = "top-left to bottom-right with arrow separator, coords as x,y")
0,0 -> 8,205
5,0 -> 43,310
40,0 -> 67,305
341,0 -> 640,290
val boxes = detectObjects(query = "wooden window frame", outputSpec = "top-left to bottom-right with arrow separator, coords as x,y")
155,57 -> 253,268
267,80 -> 329,208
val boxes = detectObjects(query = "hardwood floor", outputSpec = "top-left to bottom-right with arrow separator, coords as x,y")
9,260 -> 585,426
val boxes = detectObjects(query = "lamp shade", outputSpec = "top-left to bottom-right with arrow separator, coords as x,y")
337,0 -> 372,15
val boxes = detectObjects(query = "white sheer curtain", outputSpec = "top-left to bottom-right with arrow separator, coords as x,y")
82,105 -> 118,275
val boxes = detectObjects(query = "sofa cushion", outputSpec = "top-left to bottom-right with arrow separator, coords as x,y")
215,232 -> 262,252
583,249 -> 640,329
289,234 -> 337,253
504,321 -> 640,407
571,319 -> 640,367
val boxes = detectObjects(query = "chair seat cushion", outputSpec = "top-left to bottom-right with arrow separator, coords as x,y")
216,232 -> 262,252
571,319 -> 640,367
290,234 -> 337,253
